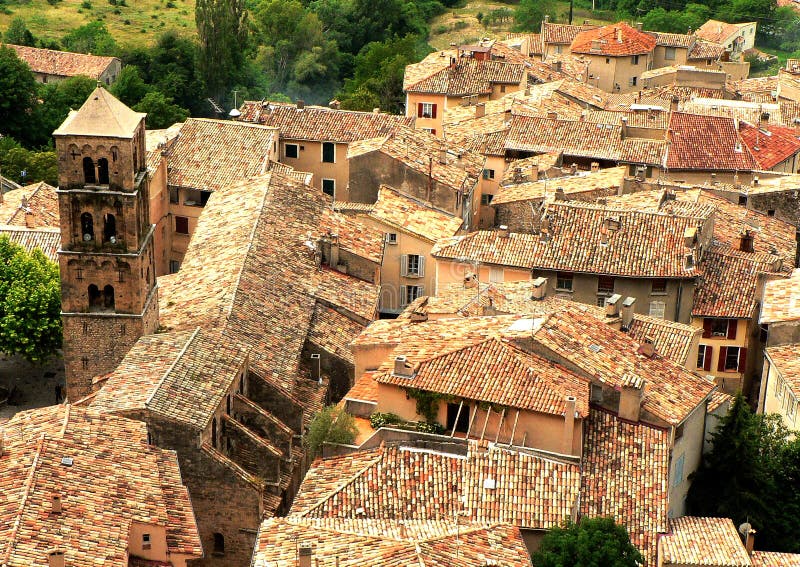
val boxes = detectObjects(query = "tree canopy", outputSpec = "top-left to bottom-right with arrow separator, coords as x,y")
305,405 -> 358,458
0,45 -> 39,147
532,517 -> 643,567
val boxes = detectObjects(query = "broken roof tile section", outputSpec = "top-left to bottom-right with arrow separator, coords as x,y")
581,408 -> 669,567
291,442 -> 582,531
0,405 -> 202,566
659,516 -> 752,567
252,517 -> 533,567
5,43 -> 118,79
165,118 -> 277,193
571,22 -> 657,57
238,101 -> 413,142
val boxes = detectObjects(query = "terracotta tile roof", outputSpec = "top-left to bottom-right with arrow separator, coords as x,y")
164,118 -> 277,192
667,112 -> 759,171
628,314 -> 702,365
735,75 -> 778,97
4,43 -> 118,79
158,171 -> 381,398
654,32 -> 695,48
708,390 -> 734,412
689,39 -> 727,60
622,137 -> 669,165
505,115 -> 625,159
571,22 -> 657,56
291,442 -> 582,530
489,40 -> 567,83
346,370 -> 380,403
238,101 -> 412,143
368,186 -> 462,242
499,153 -> 563,185
376,336 -> 590,417
739,122 -> 800,169
492,166 -> 627,205
581,408 -> 669,566
693,244 -> 783,318
347,126 -> 482,191
555,79 -> 610,108
403,49 -> 455,90
659,516 -> 752,567
752,551 -> 800,566
333,201 -> 375,213
584,108 -> 670,129
252,517 -> 533,567
90,328 -> 248,429
433,201 -> 706,278
696,20 -> 754,45
0,405 -> 202,565
765,343 -> 800,396
0,227 -> 60,262
542,22 -> 598,44
406,59 -> 525,96
680,99 -> 782,127
0,182 -> 59,228
761,269 -> 800,323
307,303 -> 365,365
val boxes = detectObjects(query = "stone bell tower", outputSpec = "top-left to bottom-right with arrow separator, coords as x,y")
53,87 -> 159,400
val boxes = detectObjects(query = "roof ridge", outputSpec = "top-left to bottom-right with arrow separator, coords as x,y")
144,327 -> 200,411
300,450 -> 386,517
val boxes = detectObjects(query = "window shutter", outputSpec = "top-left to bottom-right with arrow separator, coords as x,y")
702,319 -> 712,338
418,284 -> 425,297
718,346 -> 727,372
727,320 -> 737,340
417,103 -> 424,118
418,256 -> 425,277
400,254 -> 409,277
738,348 -> 747,373
431,104 -> 437,119
703,346 -> 713,371
400,285 -> 407,306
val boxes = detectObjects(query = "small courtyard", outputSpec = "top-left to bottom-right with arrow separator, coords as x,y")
0,353 -> 65,421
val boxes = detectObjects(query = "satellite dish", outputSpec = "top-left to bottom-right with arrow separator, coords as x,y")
83,233 -> 92,241
738,522 -> 752,536
229,108 -> 241,118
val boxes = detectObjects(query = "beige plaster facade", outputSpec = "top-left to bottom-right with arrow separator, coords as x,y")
279,138 -> 349,200
759,352 -> 800,432
691,317 -> 752,394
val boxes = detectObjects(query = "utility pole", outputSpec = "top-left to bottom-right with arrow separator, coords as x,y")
569,0 -> 574,24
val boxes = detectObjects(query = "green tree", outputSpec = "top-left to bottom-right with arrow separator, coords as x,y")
0,45 -> 39,146
133,91 -> 189,129
0,236 -> 62,364
532,517 -> 643,567
305,405 -> 358,458
196,0 -> 248,99
34,75 -> 97,145
110,66 -> 151,107
514,0 -> 556,32
61,22 -> 118,55
4,18 -> 37,46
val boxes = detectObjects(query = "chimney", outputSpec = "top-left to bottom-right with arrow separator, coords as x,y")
310,353 -> 321,383
530,164 -> 539,181
330,233 -> 340,267
547,111 -> 558,120
710,172 -> 717,185
544,14 -> 550,23
590,162 -> 600,172
616,27 -> 622,43
296,99 -> 305,110
482,298 -> 497,316
399,522 -> 408,539
621,296 -> 636,329
638,336 -> 655,358
605,293 -> 622,317
48,551 -> 65,567
531,276 -> 547,300
745,529 -> 756,556
552,60 -> 563,73
619,374 -> 644,422
738,230 -> 754,253
394,355 -> 414,377
298,542 -> 313,567
562,395 -> 576,454
329,99 -> 341,109
554,186 -> 565,201
620,117 -> 628,139
569,163 -> 578,175
373,107 -> 380,114
464,273 -> 479,288
25,210 -> 34,228
475,103 -> 486,118
635,21 -> 643,31
51,494 -> 62,514
684,226 -> 697,249
438,149 -> 448,165
497,225 -> 510,238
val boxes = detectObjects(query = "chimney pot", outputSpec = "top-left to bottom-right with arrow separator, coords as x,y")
745,529 -> 756,556
554,186 -> 565,200
531,276 -> 547,300
296,99 -> 305,110
605,293 -> 622,317
394,355 -> 414,377
310,353 -> 321,383
621,296 -> 636,329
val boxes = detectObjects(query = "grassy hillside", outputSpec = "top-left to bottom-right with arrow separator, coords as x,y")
0,0 -> 195,47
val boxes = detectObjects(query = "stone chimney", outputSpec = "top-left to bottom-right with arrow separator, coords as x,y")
531,276 -> 547,300
616,27 -> 623,43
51,493 -> 62,514
296,99 -> 305,110
605,293 -> 622,317
635,22 -> 643,31
684,226 -> 697,249
745,528 -> 756,556
638,336 -> 656,358
562,395 -> 576,454
497,225 -> 510,238
310,353 -> 321,383
329,99 -> 341,109
620,116 -> 628,139
439,149 -> 448,165
569,163 -> 578,175
552,60 -> 563,73
619,373 -> 644,422
530,164 -> 539,181
298,542 -> 313,567
738,229 -> 754,253
621,296 -> 636,329
590,161 -> 600,172
25,210 -> 34,228
330,233 -> 340,267
475,103 -> 486,118
394,355 -> 414,377
554,186 -> 565,201
373,107 -> 380,114
48,551 -> 65,567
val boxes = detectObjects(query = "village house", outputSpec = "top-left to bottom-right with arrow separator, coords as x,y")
237,100 -> 413,200
3,43 -> 121,84
738,121 -> 800,173
0,404 -> 203,566
758,343 -> 800,433
696,19 -> 757,59
335,185 -> 462,314
759,269 -> 800,347
539,19 -> 598,59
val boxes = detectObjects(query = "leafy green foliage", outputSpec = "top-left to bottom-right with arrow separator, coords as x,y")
0,45 -> 39,146
514,0 -> 554,32
4,17 -> 37,46
0,236 -> 62,364
0,136 -> 58,185
196,0 -> 248,98
110,66 -> 151,107
532,517 -> 643,567
641,4 -> 710,34
369,411 -> 446,434
34,75 -> 97,144
404,387 -> 452,423
61,21 -> 118,55
133,91 -> 189,129
305,405 -> 358,458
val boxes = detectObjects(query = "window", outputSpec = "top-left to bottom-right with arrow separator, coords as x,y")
175,216 -> 189,235
709,319 -> 730,337
767,209 -> 776,216
212,532 -> 225,555
718,346 -> 746,372
97,158 -> 109,185
446,402 -> 470,433
322,142 -> 335,163
142,534 -> 151,550
738,195 -> 748,206
788,395 -> 797,421
629,76 -> 638,87
489,266 -> 504,283
590,384 -> 603,402
649,301 -> 666,319
555,45 -> 563,54
665,47 -> 676,60
481,194 -> 494,206
482,168 -> 495,180
42,75 -> 48,84
184,188 -> 203,206
418,102 -> 437,119
402,254 -> 424,277
651,278 -> 667,294
285,143 -> 299,159
724,347 -> 740,371
200,190 -> 212,206
169,187 -> 179,204
697,345 -> 709,370
81,357 -> 89,369
322,179 -> 335,198
556,272 -> 573,291
82,157 -> 96,184
597,275 -> 615,294
103,213 -> 116,243
605,57 -> 610,64
400,284 -> 424,306
632,55 -> 640,65
102,285 -> 115,310
672,453 -> 685,487
81,212 -> 94,241
385,233 -> 397,245
422,128 -> 436,135
500,84 -> 506,93
169,260 -> 180,274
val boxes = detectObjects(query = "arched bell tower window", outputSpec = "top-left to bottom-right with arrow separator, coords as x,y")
88,284 -> 101,311
81,213 -> 94,242
102,285 -> 115,310
97,158 -> 109,185
103,213 -> 117,243
82,157 -> 96,184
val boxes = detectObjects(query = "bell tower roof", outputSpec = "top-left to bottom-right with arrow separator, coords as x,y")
53,87 -> 145,139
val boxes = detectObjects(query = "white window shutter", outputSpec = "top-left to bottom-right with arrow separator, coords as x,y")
400,285 -> 407,306
418,284 -> 424,296
418,256 -> 425,277
400,255 -> 408,277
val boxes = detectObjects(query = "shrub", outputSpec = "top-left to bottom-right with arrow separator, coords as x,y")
305,406 -> 358,458
81,0 -> 92,9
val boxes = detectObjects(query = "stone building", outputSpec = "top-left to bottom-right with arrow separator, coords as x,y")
3,43 -> 121,84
